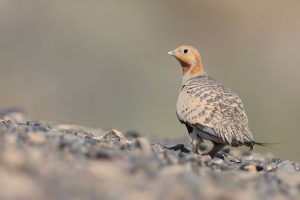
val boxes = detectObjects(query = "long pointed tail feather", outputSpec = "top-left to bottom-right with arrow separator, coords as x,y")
246,141 -> 280,151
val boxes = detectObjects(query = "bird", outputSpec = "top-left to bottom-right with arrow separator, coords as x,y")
168,45 -> 265,158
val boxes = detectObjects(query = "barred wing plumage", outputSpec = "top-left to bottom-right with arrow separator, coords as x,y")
176,75 -> 254,146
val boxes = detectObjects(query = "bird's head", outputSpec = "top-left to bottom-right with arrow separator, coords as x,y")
168,45 -> 205,82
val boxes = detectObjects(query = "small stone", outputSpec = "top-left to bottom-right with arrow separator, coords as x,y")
292,162 -> 300,171
271,157 -> 282,164
241,164 -> 256,171
277,160 -> 297,173
27,132 -> 46,145
240,164 -> 263,172
211,157 -> 224,165
166,144 -> 190,153
256,165 -> 264,171
135,137 -> 152,155
266,165 -> 274,172
98,129 -> 130,145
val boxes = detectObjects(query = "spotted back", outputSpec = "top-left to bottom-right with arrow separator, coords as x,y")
176,75 -> 254,145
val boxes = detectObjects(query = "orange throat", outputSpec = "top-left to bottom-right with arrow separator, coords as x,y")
180,62 -> 190,74
180,59 -> 203,77
190,64 -> 202,76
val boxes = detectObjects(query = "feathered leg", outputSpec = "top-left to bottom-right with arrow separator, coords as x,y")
191,137 -> 203,154
185,124 -> 204,154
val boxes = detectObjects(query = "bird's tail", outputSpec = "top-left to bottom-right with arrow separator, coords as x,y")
246,140 -> 278,151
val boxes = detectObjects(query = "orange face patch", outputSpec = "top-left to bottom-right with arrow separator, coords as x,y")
170,45 -> 203,75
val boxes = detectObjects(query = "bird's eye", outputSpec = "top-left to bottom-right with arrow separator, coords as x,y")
183,49 -> 189,54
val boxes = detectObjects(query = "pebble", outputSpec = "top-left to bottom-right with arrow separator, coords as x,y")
240,164 -> 263,172
98,129 -> 130,145
277,160 -> 297,173
135,137 -> 152,155
27,132 -> 46,145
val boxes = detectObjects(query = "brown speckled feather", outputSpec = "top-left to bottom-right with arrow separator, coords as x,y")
176,75 -> 254,146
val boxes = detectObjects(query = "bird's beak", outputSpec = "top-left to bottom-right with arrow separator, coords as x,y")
167,50 -> 176,56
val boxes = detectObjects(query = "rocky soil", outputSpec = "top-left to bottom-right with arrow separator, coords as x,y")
0,108 -> 299,200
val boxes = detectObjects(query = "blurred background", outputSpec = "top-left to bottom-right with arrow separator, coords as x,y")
0,0 -> 299,161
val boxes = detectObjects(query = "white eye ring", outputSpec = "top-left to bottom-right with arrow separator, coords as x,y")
183,49 -> 189,54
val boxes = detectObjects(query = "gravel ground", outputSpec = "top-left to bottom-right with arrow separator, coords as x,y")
0,109 -> 299,200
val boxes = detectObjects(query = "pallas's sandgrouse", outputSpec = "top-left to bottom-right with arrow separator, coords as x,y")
168,45 -> 262,157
